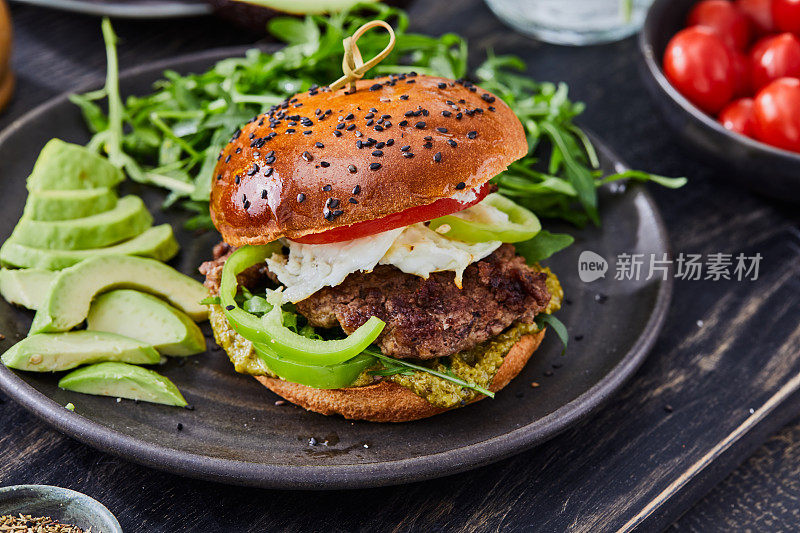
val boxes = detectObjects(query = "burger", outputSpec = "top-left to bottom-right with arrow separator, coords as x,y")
200,73 -> 563,422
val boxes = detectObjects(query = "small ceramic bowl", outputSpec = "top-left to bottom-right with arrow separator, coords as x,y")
639,0 -> 800,203
0,485 -> 122,533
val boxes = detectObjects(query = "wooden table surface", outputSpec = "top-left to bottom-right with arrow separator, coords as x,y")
1,1 -> 800,531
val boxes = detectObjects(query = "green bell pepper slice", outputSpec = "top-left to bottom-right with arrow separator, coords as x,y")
219,244 -> 385,366
253,342 -> 375,389
428,193 -> 541,243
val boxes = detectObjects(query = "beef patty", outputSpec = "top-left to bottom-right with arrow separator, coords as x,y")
200,243 -> 551,360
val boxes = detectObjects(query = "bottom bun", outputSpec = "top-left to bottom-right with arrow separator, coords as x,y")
255,328 -> 545,423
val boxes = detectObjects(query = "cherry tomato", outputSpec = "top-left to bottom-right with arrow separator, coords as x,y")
749,33 -> 800,91
772,0 -> 800,35
753,77 -> 800,152
663,27 -> 737,114
718,97 -> 757,135
735,0 -> 774,34
290,183 -> 493,244
688,0 -> 752,50
731,50 -> 751,95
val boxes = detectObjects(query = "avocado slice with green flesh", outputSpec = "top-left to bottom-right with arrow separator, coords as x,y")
247,0 -> 377,15
58,362 -> 187,407
24,188 -> 117,221
10,196 -> 153,250
0,268 -> 56,310
2,331 -> 160,372
0,224 -> 179,270
88,290 -> 206,356
26,139 -> 124,191
30,254 -> 208,334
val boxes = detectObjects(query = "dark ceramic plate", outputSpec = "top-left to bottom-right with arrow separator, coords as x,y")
640,0 -> 800,203
10,0 -> 212,18
0,48 -> 671,489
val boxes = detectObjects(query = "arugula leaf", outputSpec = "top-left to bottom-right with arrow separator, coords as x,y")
515,230 -> 575,263
535,313 -> 569,354
365,348 -> 495,398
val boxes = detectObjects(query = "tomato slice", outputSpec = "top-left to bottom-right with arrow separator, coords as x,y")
291,183 -> 493,244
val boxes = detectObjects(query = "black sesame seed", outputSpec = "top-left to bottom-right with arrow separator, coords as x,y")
302,151 -> 313,162
356,140 -> 363,149
488,106 -> 496,112
247,163 -> 259,176
374,125 -> 384,132
216,173 -> 222,181
225,155 -> 231,163
442,110 -> 452,117
365,113 -> 375,119
264,156 -> 276,165
349,165 -> 357,173
346,124 -> 356,131
403,152 -> 414,158
352,184 -> 361,194
261,190 -> 268,199
336,123 -> 346,130
407,79 -> 416,84
437,82 -> 447,89
332,209 -> 344,217
323,184 -> 332,191
481,93 -> 496,103
226,305 -> 235,311
423,142 -> 433,149
264,167 -> 273,177
437,127 -> 448,133
448,139 -> 457,147
401,145 -> 411,151
243,200 -> 250,210
424,135 -> 433,141
369,163 -> 382,170
327,198 -> 340,208
386,138 -> 394,146
315,142 -> 324,148
468,131 -> 478,139
234,175 -> 241,184
333,130 -> 342,137
370,107 -> 378,112
366,119 -> 374,126
286,129 -> 297,134
303,130 -> 312,135
456,112 -> 463,119
297,193 -> 306,202
367,138 -> 377,146
345,113 -> 354,120
455,181 -> 466,189
349,198 -> 358,204
415,121 -> 426,129
369,83 -> 382,91
399,120 -> 408,127
375,142 -> 385,149
400,94 -> 409,100
372,150 -> 383,156
434,151 -> 442,162
320,161 -> 330,167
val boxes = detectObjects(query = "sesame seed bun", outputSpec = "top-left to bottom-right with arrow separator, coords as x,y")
210,74 -> 527,246
254,328 -> 545,423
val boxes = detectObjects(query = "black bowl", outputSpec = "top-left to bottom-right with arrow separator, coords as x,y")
639,0 -> 800,203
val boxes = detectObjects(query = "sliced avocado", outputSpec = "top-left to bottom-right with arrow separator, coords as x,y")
258,0 -> 378,15
26,139 -> 124,191
58,362 -> 187,407
0,268 -> 56,310
0,224 -> 179,270
88,290 -> 205,356
2,331 -> 160,372
9,196 -> 153,250
24,188 -> 117,221
30,254 -> 208,334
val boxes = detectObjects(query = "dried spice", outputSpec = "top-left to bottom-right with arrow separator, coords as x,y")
0,514 -> 86,532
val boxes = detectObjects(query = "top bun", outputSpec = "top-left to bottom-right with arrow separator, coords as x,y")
210,74 -> 527,246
